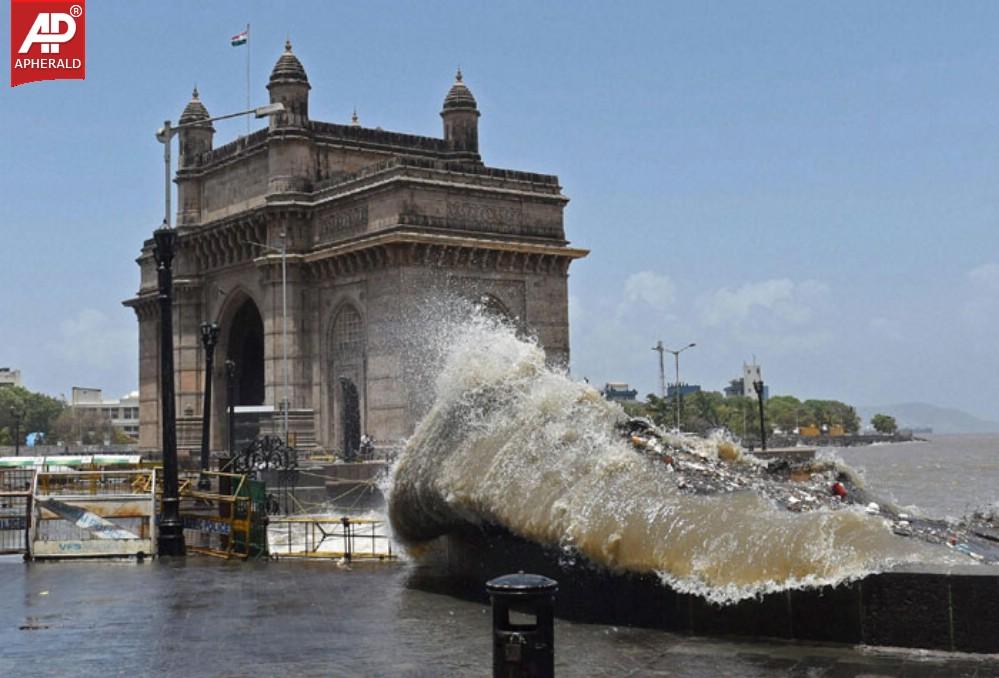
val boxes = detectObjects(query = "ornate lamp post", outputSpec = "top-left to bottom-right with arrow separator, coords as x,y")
198,322 -> 220,490
153,224 -> 185,556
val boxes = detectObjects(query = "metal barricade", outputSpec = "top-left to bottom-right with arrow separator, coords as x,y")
0,469 -> 34,555
179,471 -> 266,560
30,469 -> 157,559
267,515 -> 395,561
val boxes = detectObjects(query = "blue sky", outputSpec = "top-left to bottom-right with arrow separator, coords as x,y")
2,2 -> 999,418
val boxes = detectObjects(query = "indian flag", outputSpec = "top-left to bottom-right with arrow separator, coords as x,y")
231,29 -> 248,47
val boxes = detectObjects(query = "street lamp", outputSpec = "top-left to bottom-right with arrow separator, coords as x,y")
198,322 -> 220,490
752,379 -> 767,451
244,235 -> 290,445
225,359 -> 238,459
657,341 -> 697,431
153,224 -> 184,556
153,100 -> 285,558
9,407 -> 23,457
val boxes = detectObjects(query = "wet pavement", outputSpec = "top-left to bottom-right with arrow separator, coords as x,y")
1,556 -> 998,677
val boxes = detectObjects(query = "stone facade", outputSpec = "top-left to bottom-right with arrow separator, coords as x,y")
124,43 -> 587,457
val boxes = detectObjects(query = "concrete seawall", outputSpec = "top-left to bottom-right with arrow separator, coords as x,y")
409,526 -> 999,653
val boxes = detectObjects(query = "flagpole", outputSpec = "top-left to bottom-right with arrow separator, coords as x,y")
245,23 -> 251,136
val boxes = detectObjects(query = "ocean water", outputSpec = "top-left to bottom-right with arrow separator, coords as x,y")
387,304 -> 981,604
834,433 -> 999,520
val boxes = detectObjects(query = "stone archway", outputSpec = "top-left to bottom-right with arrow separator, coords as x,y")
227,299 -> 265,406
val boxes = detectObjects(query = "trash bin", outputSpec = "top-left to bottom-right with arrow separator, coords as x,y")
486,572 -> 558,678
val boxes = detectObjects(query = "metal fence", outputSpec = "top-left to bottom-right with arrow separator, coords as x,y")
267,515 -> 395,561
0,469 -> 34,555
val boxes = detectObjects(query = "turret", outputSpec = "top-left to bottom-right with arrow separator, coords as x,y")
176,87 -> 213,227
177,86 -> 214,168
267,39 -> 310,129
440,69 -> 480,160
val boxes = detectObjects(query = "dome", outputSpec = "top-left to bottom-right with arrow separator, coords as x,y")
268,39 -> 310,88
442,68 -> 477,111
179,86 -> 211,126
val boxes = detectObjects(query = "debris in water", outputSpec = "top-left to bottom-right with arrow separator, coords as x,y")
617,416 -> 999,564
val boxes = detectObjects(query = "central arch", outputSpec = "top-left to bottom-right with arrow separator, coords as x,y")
227,298 -> 265,406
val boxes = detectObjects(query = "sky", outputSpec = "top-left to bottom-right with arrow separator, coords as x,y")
2,2 -> 999,419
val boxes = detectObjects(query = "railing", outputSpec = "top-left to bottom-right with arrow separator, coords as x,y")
267,515 -> 395,561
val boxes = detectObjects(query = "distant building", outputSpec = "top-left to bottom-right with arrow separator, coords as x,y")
601,382 -> 638,402
0,367 -> 22,387
666,382 -> 701,398
70,387 -> 140,439
723,362 -> 769,401
723,379 -> 744,398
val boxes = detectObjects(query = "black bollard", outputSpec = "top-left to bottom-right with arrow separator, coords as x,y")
486,572 -> 557,678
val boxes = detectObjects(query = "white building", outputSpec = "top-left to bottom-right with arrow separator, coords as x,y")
0,367 -> 22,387
70,387 -> 140,439
741,362 -> 769,401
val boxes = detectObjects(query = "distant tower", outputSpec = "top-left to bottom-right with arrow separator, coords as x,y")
267,39 -> 310,129
176,87 -> 214,226
440,68 -> 480,161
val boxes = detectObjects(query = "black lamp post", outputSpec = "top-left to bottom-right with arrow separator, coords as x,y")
225,359 -> 238,458
752,380 -> 767,452
154,223 -> 185,556
198,322 -> 220,490
9,407 -> 23,457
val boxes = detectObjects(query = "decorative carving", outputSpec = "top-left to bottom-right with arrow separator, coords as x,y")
447,200 -> 522,231
318,204 -> 368,243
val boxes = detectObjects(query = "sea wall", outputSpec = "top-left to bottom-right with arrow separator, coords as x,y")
410,526 -> 999,653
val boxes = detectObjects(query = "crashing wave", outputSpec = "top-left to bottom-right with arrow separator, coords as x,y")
388,302 -> 972,604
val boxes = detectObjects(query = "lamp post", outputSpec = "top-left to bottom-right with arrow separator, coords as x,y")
662,342 -> 695,431
9,407 -> 23,457
152,100 -> 284,557
198,322 -> 219,490
651,341 -> 667,398
753,379 -> 767,451
153,224 -> 184,556
225,359 -> 238,459
245,233 -> 289,445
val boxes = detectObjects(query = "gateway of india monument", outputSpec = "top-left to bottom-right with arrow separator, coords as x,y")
125,41 -> 587,458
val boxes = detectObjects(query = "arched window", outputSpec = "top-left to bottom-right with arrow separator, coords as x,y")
331,306 -> 364,359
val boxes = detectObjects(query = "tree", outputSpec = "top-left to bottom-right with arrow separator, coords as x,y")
765,395 -> 802,432
871,414 -> 898,434
48,408 -> 113,445
0,385 -> 66,444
